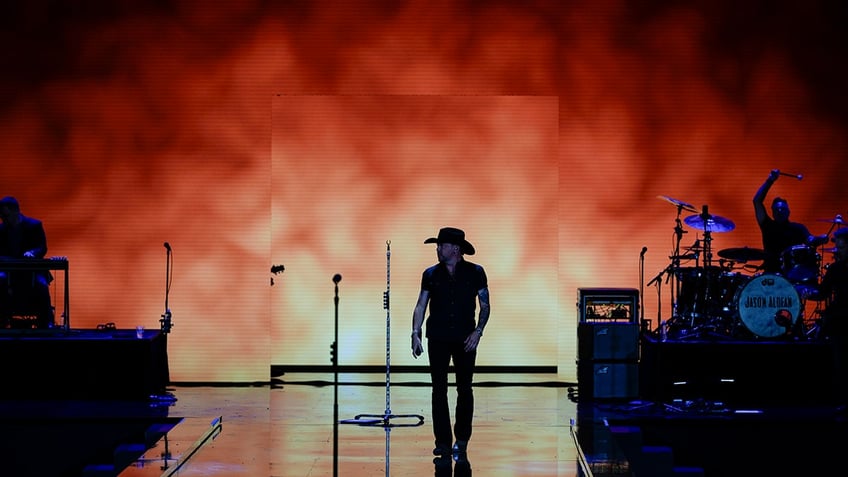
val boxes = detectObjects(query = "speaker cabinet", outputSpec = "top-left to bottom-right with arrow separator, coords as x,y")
576,288 -> 641,400
577,323 -> 639,361
577,362 -> 639,399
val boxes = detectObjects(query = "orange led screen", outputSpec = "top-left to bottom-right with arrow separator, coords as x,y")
0,1 -> 845,382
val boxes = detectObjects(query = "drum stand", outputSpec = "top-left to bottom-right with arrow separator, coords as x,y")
690,208 -> 715,333
659,203 -> 734,340
651,201 -> 695,338
646,201 -> 686,339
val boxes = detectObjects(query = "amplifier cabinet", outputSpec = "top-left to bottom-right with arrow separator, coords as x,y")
578,288 -> 639,324
577,361 -> 639,399
577,322 -> 640,361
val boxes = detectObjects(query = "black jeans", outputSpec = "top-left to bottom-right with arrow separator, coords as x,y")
428,338 -> 477,447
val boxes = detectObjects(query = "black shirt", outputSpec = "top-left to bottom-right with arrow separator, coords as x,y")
421,259 -> 487,342
759,217 -> 810,274
0,214 -> 47,259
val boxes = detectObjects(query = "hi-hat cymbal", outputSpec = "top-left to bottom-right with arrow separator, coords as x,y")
657,195 -> 697,213
684,214 -> 735,232
718,246 -> 766,262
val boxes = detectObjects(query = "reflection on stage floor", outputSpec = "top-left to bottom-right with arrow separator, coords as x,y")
1,369 -> 846,476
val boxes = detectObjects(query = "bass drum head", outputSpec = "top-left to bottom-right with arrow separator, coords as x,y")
735,273 -> 801,338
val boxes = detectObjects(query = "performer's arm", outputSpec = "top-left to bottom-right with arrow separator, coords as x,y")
753,169 -> 779,226
475,287 -> 490,335
463,286 -> 490,352
411,290 -> 429,357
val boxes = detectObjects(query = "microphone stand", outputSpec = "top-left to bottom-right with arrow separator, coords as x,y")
160,243 -> 173,336
639,247 -> 647,328
332,273 -> 341,477
152,242 -> 175,402
342,241 -> 424,428
647,265 -> 670,339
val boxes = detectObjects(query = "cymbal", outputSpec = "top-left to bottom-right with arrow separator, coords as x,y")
718,246 -> 766,262
657,195 -> 697,213
684,214 -> 735,233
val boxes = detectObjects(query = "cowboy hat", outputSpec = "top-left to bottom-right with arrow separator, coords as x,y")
424,227 -> 475,255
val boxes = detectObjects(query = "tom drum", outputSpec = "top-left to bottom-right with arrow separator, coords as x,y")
781,244 -> 820,284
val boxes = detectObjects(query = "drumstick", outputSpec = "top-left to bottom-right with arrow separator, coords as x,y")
778,171 -> 803,180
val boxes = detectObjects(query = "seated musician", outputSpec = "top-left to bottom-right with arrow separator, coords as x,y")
753,169 -> 826,276
0,196 -> 54,329
819,228 -> 848,410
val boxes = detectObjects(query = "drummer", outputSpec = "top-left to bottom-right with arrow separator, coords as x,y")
753,169 -> 826,275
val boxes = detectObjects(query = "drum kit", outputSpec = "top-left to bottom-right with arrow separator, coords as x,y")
650,195 -> 843,340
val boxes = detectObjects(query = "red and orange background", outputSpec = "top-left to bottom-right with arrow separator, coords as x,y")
1,1 -> 846,382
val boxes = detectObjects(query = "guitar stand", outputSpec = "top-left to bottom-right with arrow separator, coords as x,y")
341,241 -> 424,428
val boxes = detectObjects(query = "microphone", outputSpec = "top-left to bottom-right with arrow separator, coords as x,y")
640,246 -> 648,258
778,171 -> 803,180
332,274 -> 342,284
164,242 -> 171,251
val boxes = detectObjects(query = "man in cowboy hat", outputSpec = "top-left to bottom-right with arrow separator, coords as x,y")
412,227 -> 490,458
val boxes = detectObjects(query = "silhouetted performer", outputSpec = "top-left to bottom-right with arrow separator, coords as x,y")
819,228 -> 848,409
0,196 -> 53,328
412,227 -> 490,458
753,169 -> 824,276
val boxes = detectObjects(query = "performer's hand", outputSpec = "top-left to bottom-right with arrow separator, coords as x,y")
412,332 -> 423,358
809,234 -> 829,247
768,169 -> 780,182
463,331 -> 481,352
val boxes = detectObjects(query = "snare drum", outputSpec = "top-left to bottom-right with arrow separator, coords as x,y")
735,273 -> 801,338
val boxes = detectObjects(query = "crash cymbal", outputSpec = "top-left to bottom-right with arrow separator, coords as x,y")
657,195 -> 697,213
684,214 -> 735,233
718,246 -> 766,262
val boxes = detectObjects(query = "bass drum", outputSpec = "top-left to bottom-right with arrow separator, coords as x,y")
676,267 -> 745,322
735,273 -> 801,338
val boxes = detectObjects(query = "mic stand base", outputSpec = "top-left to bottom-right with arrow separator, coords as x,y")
342,412 -> 425,428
